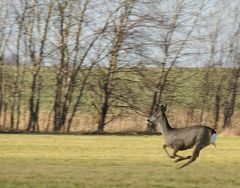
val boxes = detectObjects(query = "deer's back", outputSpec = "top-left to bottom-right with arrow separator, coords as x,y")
164,125 -> 214,150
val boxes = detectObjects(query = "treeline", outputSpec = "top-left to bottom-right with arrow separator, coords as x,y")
0,0 -> 240,132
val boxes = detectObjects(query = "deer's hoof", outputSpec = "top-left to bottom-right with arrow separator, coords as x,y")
174,158 -> 181,162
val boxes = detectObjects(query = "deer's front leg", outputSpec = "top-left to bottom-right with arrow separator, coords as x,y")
173,148 -> 189,159
172,147 -> 190,160
163,144 -> 175,158
174,156 -> 191,162
170,140 -> 186,159
172,148 -> 182,158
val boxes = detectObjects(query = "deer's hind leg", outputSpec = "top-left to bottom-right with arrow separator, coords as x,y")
178,144 -> 206,169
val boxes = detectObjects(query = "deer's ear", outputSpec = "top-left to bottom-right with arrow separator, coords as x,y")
164,104 -> 168,111
159,104 -> 167,112
160,104 -> 165,112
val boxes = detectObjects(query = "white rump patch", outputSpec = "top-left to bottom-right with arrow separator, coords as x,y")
210,133 -> 217,145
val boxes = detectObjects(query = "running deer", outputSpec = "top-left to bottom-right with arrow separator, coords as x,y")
147,104 -> 217,169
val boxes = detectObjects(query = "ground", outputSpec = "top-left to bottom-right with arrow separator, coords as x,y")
0,134 -> 239,188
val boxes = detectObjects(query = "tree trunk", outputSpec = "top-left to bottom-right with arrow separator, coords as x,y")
223,67 -> 240,128
214,82 -> 222,129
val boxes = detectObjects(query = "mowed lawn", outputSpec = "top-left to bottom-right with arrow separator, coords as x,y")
0,134 -> 239,188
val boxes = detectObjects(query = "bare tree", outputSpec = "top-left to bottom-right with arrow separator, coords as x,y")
0,0 -> 11,127
87,0 -> 143,132
0,0 -> 240,133
24,1 -> 53,131
222,6 -> 240,128
50,0 -> 108,131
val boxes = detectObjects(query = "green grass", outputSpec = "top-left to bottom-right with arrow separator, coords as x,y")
0,134 -> 239,188
2,66 -> 236,112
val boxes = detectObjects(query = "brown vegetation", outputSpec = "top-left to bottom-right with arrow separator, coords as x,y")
220,127 -> 240,136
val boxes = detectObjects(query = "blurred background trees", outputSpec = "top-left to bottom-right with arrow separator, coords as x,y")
0,0 -> 240,133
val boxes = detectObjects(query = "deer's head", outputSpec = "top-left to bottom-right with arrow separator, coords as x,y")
147,104 -> 167,125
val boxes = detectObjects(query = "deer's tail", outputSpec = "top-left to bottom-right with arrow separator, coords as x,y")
210,129 -> 217,147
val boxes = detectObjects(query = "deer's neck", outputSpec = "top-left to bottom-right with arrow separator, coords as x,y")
159,114 -> 172,134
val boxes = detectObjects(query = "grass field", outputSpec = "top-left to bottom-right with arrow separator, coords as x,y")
0,134 -> 239,188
